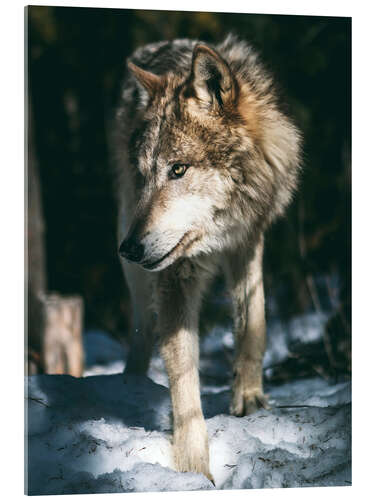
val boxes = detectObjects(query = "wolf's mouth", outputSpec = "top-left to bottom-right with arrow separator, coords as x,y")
141,233 -> 189,270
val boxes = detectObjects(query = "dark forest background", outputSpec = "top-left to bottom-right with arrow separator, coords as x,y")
27,7 -> 351,376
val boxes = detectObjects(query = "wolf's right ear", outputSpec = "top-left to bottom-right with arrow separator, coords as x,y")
188,44 -> 237,111
128,61 -> 163,96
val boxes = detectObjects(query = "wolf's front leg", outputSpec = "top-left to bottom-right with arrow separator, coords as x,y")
224,235 -> 270,416
156,264 -> 213,481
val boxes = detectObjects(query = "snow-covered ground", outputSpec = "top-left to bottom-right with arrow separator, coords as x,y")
26,312 -> 351,494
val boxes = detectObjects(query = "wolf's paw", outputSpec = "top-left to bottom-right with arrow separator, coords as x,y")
230,387 -> 270,417
173,418 -> 214,483
174,446 -> 214,483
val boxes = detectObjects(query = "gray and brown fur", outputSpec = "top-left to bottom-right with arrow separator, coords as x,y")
111,35 -> 302,481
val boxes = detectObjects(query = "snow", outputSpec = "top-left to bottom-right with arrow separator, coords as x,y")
26,312 -> 351,494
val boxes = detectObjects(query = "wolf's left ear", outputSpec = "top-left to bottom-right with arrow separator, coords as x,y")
128,61 -> 163,96
189,44 -> 237,110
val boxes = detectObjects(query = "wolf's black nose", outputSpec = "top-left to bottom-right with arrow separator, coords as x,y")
119,237 -> 144,263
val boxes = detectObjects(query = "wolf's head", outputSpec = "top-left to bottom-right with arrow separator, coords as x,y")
119,42 -> 301,271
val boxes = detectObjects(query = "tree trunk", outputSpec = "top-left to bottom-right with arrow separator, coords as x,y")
27,102 -> 85,377
27,102 -> 47,374
42,294 -> 84,377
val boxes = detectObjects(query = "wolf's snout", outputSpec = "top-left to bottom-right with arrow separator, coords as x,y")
119,236 -> 144,263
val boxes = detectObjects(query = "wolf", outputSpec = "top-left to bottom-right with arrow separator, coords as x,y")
111,34 -> 301,481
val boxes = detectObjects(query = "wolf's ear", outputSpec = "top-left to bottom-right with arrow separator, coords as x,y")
128,61 -> 163,96
189,44 -> 237,110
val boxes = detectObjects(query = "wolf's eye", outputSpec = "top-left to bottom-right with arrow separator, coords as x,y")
170,163 -> 189,179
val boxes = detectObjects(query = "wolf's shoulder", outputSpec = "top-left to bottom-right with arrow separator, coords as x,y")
217,34 -> 273,90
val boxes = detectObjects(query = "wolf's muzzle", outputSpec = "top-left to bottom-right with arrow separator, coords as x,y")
119,237 -> 144,263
